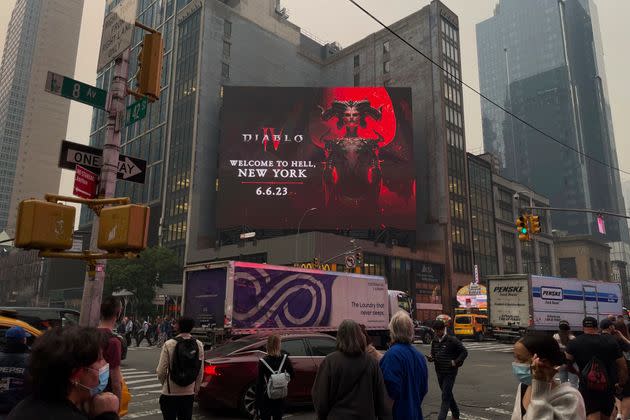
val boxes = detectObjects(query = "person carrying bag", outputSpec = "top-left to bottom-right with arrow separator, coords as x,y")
256,335 -> 294,420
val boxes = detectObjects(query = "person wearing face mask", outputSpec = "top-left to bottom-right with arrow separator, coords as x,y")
7,326 -> 119,420
512,334 -> 585,420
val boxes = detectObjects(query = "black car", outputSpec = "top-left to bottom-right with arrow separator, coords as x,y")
414,321 -> 434,344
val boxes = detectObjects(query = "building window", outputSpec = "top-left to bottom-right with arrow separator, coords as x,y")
353,54 -> 359,68
383,61 -> 390,74
560,258 -> 577,278
221,62 -> 229,78
383,41 -> 390,54
354,73 -> 360,87
539,242 -> 552,276
502,231 -> 517,274
224,20 -> 231,37
223,41 -> 230,58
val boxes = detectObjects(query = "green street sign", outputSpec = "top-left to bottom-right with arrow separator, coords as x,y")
126,97 -> 147,126
45,71 -> 107,109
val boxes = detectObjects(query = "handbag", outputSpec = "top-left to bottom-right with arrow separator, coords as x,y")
119,376 -> 131,417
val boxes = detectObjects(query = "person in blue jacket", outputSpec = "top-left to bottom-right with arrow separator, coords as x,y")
380,310 -> 429,420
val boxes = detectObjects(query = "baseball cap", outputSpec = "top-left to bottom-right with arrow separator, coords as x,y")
5,326 -> 30,340
558,320 -> 570,331
600,318 -> 614,330
583,316 -> 598,328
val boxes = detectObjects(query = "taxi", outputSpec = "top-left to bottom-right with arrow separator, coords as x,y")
454,313 -> 488,341
0,310 -> 43,345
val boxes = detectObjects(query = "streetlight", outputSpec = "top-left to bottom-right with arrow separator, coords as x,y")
295,207 -> 317,265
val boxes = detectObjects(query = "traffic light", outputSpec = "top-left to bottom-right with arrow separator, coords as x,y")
136,32 -> 163,102
15,200 -> 75,250
355,251 -> 363,266
530,215 -> 541,234
97,204 -> 150,252
516,214 -> 530,241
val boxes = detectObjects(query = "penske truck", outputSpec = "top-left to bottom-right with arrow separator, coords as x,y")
487,274 -> 622,341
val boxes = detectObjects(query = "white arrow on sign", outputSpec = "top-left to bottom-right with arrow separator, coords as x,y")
117,157 -> 142,179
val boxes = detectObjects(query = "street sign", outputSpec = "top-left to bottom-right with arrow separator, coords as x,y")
126,97 -> 147,126
45,71 -> 107,109
59,140 -> 147,184
345,255 -> 356,269
239,232 -> 256,240
73,165 -> 98,199
98,0 -> 138,71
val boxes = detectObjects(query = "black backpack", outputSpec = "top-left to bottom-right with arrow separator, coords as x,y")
111,331 -> 128,361
169,337 -> 201,387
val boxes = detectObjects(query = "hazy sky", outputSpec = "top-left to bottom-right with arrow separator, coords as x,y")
0,0 -> 629,190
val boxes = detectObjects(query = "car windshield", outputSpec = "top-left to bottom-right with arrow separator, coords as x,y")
456,316 -> 471,324
206,336 -> 262,357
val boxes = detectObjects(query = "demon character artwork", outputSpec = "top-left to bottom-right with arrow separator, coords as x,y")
319,100 -> 383,213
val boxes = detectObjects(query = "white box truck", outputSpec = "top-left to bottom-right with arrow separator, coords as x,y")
183,261 -> 411,348
487,274 -> 622,340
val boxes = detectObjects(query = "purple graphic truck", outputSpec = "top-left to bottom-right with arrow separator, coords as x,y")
183,261 -> 410,347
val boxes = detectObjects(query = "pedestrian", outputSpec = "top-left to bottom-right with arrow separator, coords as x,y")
511,333 -> 585,419
428,319 -> 468,420
612,320 -> 630,419
255,335 -> 294,420
312,319 -> 389,420
566,316 -> 628,420
136,318 -> 152,347
97,296 -> 124,402
360,324 -> 382,361
124,317 -> 133,347
156,317 -> 204,420
553,320 -> 578,388
7,326 -> 119,420
0,327 -> 31,417
380,311 -> 428,420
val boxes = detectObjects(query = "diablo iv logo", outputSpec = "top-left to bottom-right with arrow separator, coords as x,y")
242,128 -> 304,151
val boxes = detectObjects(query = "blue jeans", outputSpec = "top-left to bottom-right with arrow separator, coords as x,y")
437,372 -> 460,420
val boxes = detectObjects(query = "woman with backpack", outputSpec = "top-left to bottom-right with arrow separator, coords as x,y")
156,317 -> 204,420
511,334 -> 585,419
255,335 -> 294,420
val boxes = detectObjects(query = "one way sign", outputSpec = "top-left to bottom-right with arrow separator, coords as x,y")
59,140 -> 147,184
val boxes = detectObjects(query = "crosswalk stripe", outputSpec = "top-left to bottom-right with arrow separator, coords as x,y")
121,368 -> 138,372
125,409 -> 162,419
124,373 -> 156,379
131,383 -> 163,390
127,378 -> 159,385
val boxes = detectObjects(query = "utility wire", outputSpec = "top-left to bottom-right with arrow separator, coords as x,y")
346,0 -> 630,177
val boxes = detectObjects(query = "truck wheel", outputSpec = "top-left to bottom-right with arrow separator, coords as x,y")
239,382 -> 257,418
475,332 -> 484,342
422,332 -> 433,345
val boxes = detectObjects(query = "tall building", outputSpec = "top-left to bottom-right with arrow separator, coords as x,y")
0,0 -> 84,234
477,0 -> 629,245
83,0 -> 472,316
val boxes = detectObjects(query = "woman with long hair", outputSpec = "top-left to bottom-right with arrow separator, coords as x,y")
255,335 -> 294,420
511,334 -> 585,419
312,319 -> 389,419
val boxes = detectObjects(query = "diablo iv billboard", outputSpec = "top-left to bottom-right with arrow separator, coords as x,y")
217,87 -> 415,230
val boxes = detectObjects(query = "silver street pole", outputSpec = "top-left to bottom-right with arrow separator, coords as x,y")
79,50 -> 129,326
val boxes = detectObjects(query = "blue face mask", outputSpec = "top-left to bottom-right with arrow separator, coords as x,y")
77,363 -> 110,396
512,362 -> 532,385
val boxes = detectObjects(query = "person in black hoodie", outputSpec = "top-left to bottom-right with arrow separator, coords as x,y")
0,327 -> 30,416
255,335 -> 294,420
7,326 -> 119,420
428,320 -> 468,420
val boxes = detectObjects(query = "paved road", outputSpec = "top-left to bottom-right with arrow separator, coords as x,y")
123,340 -> 516,419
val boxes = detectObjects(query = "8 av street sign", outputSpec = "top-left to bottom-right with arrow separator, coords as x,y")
45,71 -> 107,109
59,140 -> 146,184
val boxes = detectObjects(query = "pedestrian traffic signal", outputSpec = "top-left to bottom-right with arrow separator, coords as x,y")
530,215 -> 541,234
516,215 -> 530,241
136,32 -> 163,102
97,204 -> 150,252
15,199 -> 75,251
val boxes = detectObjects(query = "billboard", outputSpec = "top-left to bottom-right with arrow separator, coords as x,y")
217,87 -> 416,230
